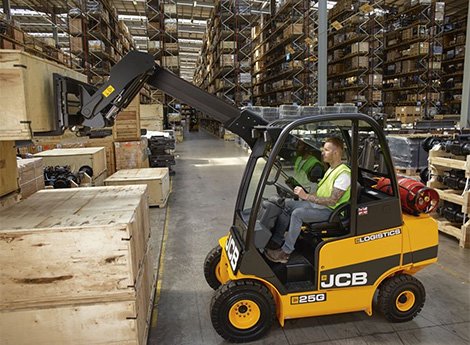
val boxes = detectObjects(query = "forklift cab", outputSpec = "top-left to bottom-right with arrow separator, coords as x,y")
236,114 -> 403,270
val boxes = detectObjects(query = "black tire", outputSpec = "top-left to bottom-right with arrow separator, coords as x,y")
210,280 -> 276,343
204,245 -> 223,290
378,274 -> 425,322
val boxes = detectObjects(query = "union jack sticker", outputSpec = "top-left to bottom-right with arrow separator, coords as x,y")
358,207 -> 368,216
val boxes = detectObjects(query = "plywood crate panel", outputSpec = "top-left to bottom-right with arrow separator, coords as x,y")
0,242 -> 154,345
114,95 -> 141,142
0,141 -> 19,198
0,186 -> 154,344
0,50 -> 87,140
105,168 -> 170,207
17,157 -> 45,198
140,103 -> 164,132
34,147 -> 107,179
115,138 -> 150,170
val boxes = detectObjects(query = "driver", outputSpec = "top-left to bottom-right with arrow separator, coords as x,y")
265,137 -> 351,264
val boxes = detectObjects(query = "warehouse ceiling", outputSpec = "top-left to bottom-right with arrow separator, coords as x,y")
2,0 -> 469,81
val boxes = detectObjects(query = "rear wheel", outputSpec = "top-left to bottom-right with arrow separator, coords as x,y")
210,280 -> 276,343
204,245 -> 223,290
378,274 -> 425,322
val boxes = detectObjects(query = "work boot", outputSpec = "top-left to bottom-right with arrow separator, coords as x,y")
265,239 -> 281,250
265,248 -> 290,264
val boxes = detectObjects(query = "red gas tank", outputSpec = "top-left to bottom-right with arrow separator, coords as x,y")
375,177 -> 439,215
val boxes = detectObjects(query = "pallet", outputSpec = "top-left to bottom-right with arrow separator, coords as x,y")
435,217 -> 470,248
428,147 -> 470,178
395,167 -> 421,178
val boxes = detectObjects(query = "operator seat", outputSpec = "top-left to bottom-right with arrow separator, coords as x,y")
302,183 -> 362,238
302,201 -> 350,237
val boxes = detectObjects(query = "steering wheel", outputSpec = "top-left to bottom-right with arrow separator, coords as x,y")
274,182 -> 298,200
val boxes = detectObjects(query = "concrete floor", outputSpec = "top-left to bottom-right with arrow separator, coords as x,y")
147,130 -> 470,345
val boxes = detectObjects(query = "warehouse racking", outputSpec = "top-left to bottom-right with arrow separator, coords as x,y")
327,0 -> 385,115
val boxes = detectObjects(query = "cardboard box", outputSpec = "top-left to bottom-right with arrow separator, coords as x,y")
68,17 -> 83,35
351,56 -> 368,69
351,42 -> 369,54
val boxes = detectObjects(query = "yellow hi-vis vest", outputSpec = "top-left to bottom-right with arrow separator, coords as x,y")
316,163 -> 351,210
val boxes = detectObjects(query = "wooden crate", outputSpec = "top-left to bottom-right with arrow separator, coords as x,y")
17,157 -> 45,199
0,50 -> 87,140
115,138 -> 150,170
114,95 -> 141,142
32,134 -> 116,175
0,186 -> 154,344
34,147 -> 107,179
0,141 -> 19,197
140,103 -> 164,132
105,168 -> 170,207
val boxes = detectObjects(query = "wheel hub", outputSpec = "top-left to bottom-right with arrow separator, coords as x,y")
228,299 -> 261,330
396,291 -> 415,312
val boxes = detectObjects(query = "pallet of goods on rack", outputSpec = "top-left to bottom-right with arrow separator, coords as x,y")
382,1 -> 444,121
427,145 -> 470,248
251,0 -> 316,106
440,14 -> 467,115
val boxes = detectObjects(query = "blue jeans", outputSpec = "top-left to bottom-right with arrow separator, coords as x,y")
280,199 -> 332,254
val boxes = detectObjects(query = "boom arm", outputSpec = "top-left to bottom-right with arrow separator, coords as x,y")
54,50 -> 266,147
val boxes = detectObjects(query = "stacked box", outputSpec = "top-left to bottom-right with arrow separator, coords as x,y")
17,158 -> 45,199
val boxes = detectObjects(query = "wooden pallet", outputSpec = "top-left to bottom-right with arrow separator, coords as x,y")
435,217 -> 470,248
395,167 -> 421,178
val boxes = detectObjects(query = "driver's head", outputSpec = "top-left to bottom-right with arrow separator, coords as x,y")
322,137 -> 344,164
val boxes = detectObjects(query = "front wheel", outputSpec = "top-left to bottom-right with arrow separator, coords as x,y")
204,245 -> 223,290
210,280 -> 276,343
378,274 -> 425,322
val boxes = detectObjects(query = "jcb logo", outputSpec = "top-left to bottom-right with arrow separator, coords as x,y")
320,272 -> 368,289
225,235 -> 240,272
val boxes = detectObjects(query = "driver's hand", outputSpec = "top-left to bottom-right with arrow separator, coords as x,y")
294,186 -> 308,201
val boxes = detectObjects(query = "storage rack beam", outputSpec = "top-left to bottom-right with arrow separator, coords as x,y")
2,0 -> 12,21
318,0 -> 327,105
462,3 -> 470,128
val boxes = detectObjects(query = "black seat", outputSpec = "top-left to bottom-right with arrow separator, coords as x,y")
302,201 -> 351,237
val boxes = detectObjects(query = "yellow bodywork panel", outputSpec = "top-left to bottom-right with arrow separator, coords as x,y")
216,214 -> 438,327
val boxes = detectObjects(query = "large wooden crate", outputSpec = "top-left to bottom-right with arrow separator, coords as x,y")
0,186 -> 154,344
114,95 -> 141,142
0,50 -> 87,140
0,141 -> 19,197
105,168 -> 170,207
31,133 -> 117,175
140,103 -> 164,132
34,147 -> 107,181
115,138 -> 150,170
